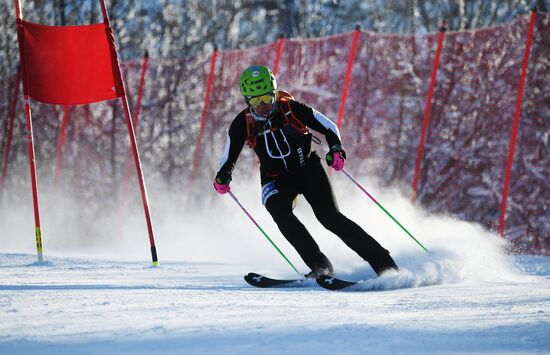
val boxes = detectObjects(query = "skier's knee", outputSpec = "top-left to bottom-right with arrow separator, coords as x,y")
316,210 -> 346,231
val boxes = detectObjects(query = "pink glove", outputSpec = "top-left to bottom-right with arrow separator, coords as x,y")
331,151 -> 345,171
213,178 -> 230,194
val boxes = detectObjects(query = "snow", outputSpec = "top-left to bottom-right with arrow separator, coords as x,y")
1,176 -> 549,354
0,253 -> 549,354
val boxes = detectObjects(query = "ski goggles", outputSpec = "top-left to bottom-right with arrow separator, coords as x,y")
247,93 -> 275,107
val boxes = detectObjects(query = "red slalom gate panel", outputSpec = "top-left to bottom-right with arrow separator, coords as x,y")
19,21 -> 124,105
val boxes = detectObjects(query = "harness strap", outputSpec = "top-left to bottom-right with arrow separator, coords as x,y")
245,109 -> 257,148
278,91 -> 308,134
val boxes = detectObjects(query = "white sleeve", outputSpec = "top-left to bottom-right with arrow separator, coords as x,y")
218,135 -> 231,169
313,109 -> 341,140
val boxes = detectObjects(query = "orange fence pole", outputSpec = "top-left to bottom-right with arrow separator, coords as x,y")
119,50 -> 149,213
411,20 -> 446,204
273,35 -> 285,76
336,25 -> 361,129
190,45 -> 218,185
498,9 -> 537,237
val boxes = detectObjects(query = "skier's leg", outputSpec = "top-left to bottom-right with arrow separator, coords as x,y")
302,161 -> 398,275
263,182 -> 333,275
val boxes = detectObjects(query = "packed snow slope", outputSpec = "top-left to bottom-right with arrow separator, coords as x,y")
1,175 -> 549,354
0,253 -> 549,354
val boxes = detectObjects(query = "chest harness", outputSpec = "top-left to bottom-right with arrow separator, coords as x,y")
244,91 -> 309,171
245,91 -> 309,148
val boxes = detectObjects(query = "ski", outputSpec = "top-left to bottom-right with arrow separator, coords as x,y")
245,272 -> 364,291
316,275 -> 359,290
244,272 -> 308,288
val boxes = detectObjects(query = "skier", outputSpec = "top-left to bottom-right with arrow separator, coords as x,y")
214,65 -> 398,278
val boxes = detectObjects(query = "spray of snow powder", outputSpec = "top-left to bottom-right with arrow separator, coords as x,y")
0,168 -> 520,290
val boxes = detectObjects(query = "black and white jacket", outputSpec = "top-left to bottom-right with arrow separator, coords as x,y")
216,99 -> 342,184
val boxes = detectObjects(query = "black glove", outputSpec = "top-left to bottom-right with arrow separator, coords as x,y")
215,171 -> 232,185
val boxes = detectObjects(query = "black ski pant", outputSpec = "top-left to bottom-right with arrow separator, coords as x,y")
263,155 -> 398,276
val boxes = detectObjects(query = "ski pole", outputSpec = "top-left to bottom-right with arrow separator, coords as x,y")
227,191 -> 303,277
342,169 -> 429,254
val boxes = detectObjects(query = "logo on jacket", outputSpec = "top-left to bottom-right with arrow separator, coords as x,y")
297,147 -> 305,167
261,182 -> 279,205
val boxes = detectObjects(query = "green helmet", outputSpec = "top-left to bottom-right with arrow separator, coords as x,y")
239,65 -> 277,97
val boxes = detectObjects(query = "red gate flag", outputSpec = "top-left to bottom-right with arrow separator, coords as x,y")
20,20 -> 124,105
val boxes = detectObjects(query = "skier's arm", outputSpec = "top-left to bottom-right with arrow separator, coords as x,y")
289,100 -> 347,169
289,100 -> 342,149
215,113 -> 247,184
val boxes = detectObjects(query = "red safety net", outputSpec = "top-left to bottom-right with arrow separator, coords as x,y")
19,20 -> 124,105
1,13 -> 549,254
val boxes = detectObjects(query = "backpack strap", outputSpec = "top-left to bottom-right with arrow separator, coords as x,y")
245,108 -> 257,149
244,90 -> 308,149
277,91 -> 308,135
